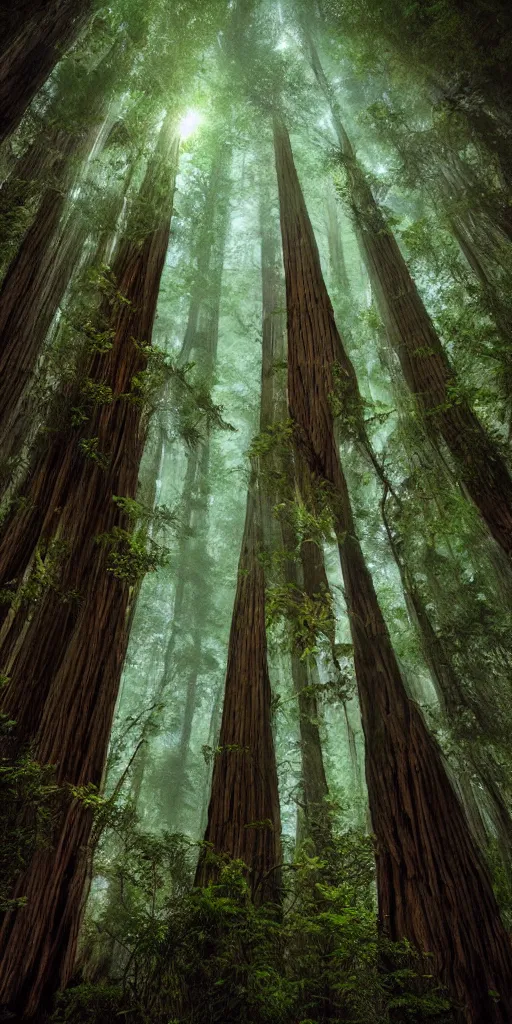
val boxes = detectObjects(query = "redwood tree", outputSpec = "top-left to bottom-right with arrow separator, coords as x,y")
0,114 -> 179,1017
195,471 -> 282,905
259,181 -> 331,846
274,113 -> 512,1024
0,0 -> 93,143
0,35 -> 134,475
196,178 -> 282,904
131,144 -> 233,822
303,27 -> 512,564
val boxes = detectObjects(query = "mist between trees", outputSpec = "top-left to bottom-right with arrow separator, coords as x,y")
0,1 -> 512,1023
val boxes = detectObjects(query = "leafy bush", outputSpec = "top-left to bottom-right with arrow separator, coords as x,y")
51,984 -> 131,1024
64,821 -> 454,1024
0,720 -> 61,912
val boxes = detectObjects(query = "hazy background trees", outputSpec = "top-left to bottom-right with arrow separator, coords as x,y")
1,1 -> 511,1021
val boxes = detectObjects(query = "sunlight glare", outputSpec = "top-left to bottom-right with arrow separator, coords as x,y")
180,109 -> 202,141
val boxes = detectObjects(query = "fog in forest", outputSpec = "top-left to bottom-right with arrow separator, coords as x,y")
1,2 -> 512,1022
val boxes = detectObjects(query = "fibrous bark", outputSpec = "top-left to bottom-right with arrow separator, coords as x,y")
0,115 -> 179,1016
274,114 -> 512,1024
0,42 -> 127,471
196,173 -> 281,905
381,491 -> 512,859
295,542 -> 331,839
305,30 -> 512,563
0,0 -> 93,143
0,203 -> 91,492
260,181 -> 332,846
195,474 -> 282,905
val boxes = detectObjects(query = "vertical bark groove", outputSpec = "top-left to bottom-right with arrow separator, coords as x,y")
274,114 -> 512,1024
0,0 -> 92,143
305,29 -> 512,562
196,173 -> 282,903
0,117 -> 179,1016
195,476 -> 282,905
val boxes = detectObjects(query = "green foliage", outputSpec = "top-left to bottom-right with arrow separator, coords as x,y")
51,984 -> 130,1024
133,355 -> 235,441
0,538 -> 78,610
66,824 -> 453,1024
329,362 -> 365,440
79,436 -> 110,469
96,525 -> 170,585
202,743 -> 251,766
273,489 -> 337,549
266,580 -> 336,659
112,495 -> 181,532
0,730 -> 61,912
71,379 -> 114,426
4,1 -> 512,1019
249,420 -> 295,461
0,176 -> 41,274
87,263 -> 132,308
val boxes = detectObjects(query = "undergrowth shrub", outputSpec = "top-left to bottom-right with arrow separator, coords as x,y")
0,716 -> 61,913
53,820 -> 454,1024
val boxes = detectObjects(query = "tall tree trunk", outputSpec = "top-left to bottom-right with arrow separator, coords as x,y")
0,204 -> 90,491
0,127 -> 69,280
0,115 -> 179,1016
0,43 -> 126,468
0,49 -> 115,281
0,151 -> 141,509
325,190 -> 350,295
179,145 -> 231,367
381,489 -> 512,861
452,99 -> 512,194
274,114 -> 512,1024
367,116 -> 512,385
295,541 -> 331,840
305,29 -> 512,563
133,150 -> 232,819
195,473 -> 282,905
436,160 -> 512,405
199,684 -> 223,838
0,0 -> 93,143
196,174 -> 281,904
260,176 -> 331,846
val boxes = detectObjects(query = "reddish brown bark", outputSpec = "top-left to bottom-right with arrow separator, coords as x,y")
0,127 -> 67,280
195,475 -> 282,905
195,179 -> 281,904
274,115 -> 512,1024
0,117 -> 179,1016
381,493 -> 512,861
306,32 -> 512,563
0,208 -> 90,491
0,153 -> 141,505
0,81 -> 112,281
294,542 -> 331,838
0,40 -> 127,467
0,117 -> 107,470
0,0 -> 92,143
260,181 -> 331,844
